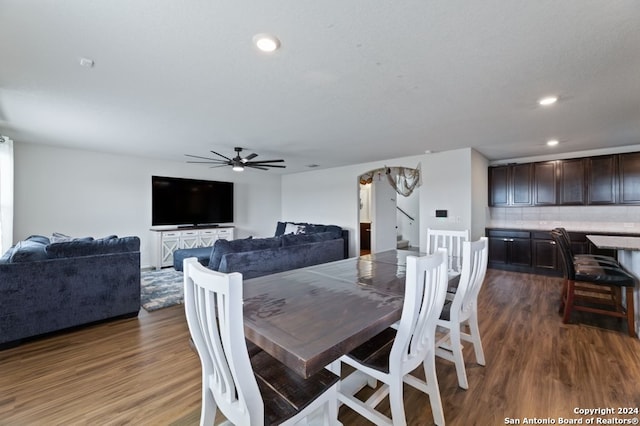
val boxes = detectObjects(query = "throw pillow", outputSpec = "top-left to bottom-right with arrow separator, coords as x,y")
26,235 -> 51,245
9,240 -> 49,263
284,223 -> 307,235
50,232 -> 72,243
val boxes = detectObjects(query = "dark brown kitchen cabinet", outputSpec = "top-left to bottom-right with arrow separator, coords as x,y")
511,163 -> 533,206
586,155 -> 617,205
558,158 -> 585,205
531,231 -> 558,272
488,164 -> 532,206
488,165 -> 509,206
487,229 -> 531,271
533,161 -> 557,205
485,228 -> 636,277
489,151 -> 640,207
618,152 -> 640,204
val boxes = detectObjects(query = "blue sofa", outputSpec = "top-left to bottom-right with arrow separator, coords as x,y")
173,222 -> 349,279
0,234 -> 141,348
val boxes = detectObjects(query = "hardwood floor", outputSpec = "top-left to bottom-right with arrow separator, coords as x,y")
1,269 -> 639,425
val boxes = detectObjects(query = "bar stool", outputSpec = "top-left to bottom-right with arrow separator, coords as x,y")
550,230 -> 636,337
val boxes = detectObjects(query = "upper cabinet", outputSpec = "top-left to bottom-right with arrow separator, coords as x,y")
587,155 -> 617,205
488,164 -> 532,206
488,152 -> 640,207
533,161 -> 557,205
488,165 -> 509,206
618,152 -> 640,204
558,158 -> 585,205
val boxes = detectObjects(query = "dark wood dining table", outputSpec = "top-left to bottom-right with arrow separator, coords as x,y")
242,249 -> 458,378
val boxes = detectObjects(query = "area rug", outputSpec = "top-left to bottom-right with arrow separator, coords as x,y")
140,268 -> 184,312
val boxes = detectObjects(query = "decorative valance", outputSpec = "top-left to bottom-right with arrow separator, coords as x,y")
359,164 -> 421,197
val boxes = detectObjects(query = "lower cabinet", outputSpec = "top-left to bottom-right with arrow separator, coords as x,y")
531,231 -> 558,273
487,230 -> 532,271
486,228 -> 627,277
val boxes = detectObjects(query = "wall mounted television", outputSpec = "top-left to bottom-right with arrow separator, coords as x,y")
151,176 -> 234,227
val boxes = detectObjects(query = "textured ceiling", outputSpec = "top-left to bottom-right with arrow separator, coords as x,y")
1,1 -> 639,173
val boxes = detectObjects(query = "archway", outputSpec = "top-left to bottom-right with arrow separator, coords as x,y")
358,165 -> 421,255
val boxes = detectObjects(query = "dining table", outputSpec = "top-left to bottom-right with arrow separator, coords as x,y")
242,249 -> 459,379
586,234 -> 640,338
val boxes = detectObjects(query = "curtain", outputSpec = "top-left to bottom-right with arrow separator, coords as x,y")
359,164 -> 421,197
0,136 -> 14,254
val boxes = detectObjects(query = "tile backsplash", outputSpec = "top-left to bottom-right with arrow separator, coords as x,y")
488,206 -> 640,233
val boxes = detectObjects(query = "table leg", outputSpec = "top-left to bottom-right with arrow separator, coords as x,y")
617,249 -> 640,339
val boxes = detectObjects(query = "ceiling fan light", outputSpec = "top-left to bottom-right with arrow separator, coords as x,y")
232,164 -> 244,172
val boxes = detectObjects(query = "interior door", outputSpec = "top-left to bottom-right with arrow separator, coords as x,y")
371,178 -> 397,253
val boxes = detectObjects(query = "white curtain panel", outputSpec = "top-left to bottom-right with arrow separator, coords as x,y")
0,136 -> 14,254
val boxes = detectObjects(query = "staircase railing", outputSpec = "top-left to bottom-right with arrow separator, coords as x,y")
396,206 -> 414,221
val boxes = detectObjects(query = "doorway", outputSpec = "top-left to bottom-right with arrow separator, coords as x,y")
358,166 -> 421,256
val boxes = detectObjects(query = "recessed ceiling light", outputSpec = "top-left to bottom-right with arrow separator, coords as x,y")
547,139 -> 559,146
253,33 -> 280,53
538,96 -> 558,106
79,57 -> 95,68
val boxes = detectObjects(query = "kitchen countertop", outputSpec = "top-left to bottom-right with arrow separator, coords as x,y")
486,225 -> 640,236
586,235 -> 640,251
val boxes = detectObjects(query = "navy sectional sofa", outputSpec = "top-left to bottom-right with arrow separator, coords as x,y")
0,234 -> 141,348
173,222 -> 349,279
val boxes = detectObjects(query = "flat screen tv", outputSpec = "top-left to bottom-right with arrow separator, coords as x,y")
152,176 -> 234,227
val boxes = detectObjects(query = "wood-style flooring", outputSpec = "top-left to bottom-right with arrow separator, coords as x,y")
1,269 -> 639,425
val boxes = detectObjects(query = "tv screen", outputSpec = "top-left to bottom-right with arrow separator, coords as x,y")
152,176 -> 234,226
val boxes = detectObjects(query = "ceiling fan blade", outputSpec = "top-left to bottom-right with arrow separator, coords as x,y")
185,154 -> 219,161
247,165 -> 269,170
246,159 -> 285,164
210,150 -> 232,161
209,164 -> 230,169
253,164 -> 286,168
186,160 -> 228,164
243,153 -> 258,162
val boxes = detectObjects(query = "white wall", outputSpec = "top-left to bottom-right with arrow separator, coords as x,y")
419,149 -> 474,250
14,142 -> 282,268
471,148 -> 489,239
371,177 -> 398,253
281,153 -> 461,257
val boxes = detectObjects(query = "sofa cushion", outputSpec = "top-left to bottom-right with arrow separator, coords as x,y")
208,237 -> 282,271
46,236 -> 140,258
0,245 -> 15,264
9,240 -> 49,263
26,235 -> 51,245
281,232 -> 337,247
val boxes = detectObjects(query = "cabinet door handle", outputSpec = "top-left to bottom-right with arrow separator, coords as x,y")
550,241 -> 556,245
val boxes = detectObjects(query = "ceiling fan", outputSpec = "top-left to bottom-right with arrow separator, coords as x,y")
185,147 -> 286,172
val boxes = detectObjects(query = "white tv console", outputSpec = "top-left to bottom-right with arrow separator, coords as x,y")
150,226 -> 234,270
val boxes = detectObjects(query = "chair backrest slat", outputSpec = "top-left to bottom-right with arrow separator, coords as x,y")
426,228 -> 469,272
184,258 -> 264,425
391,248 -> 448,373
451,237 -> 489,319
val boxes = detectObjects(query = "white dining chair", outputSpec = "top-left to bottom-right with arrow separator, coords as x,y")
435,237 -> 489,390
337,249 -> 449,426
183,258 -> 339,426
426,228 -> 469,273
